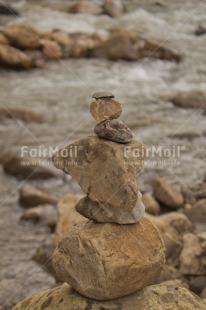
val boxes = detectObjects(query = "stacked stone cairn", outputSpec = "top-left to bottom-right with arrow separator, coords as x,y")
51,92 -> 166,301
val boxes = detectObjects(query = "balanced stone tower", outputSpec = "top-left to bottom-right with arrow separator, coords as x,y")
52,92 -> 166,301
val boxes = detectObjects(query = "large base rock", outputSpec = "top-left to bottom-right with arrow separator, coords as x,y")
53,217 -> 165,300
12,283 -> 206,310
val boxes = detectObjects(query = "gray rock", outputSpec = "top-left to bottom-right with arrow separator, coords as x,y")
94,118 -> 133,143
75,194 -> 145,224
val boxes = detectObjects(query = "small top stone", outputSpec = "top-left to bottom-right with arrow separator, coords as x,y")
92,91 -> 115,99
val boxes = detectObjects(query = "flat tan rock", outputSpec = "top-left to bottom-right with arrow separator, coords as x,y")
75,194 -> 145,224
52,217 -> 165,300
90,98 -> 122,121
41,39 -> 63,60
52,136 -> 145,211
154,177 -> 184,209
12,283 -> 206,310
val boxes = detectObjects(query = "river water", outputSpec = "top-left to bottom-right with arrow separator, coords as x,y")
0,0 -> 206,308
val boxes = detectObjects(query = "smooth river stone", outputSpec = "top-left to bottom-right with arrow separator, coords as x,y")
94,118 -> 133,143
52,217 -> 166,300
90,98 -> 122,121
52,136 -> 146,211
75,194 -> 145,224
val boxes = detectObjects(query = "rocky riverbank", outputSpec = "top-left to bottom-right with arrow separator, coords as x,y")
0,0 -> 206,309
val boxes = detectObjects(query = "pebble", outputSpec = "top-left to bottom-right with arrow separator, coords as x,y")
90,97 -> 122,121
92,91 -> 115,99
94,118 -> 133,143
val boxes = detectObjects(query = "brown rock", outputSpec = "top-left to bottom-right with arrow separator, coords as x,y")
41,39 -> 63,60
160,280 -> 189,289
52,136 -> 145,211
53,217 -> 165,300
75,194 -> 145,224
51,30 -> 71,57
20,204 -> 58,228
0,33 -> 9,45
33,234 -> 59,279
195,25 -> 206,36
55,194 -> 84,243
90,98 -> 122,121
154,177 -> 184,209
12,283 -> 206,310
103,0 -> 126,17
169,130 -> 203,140
145,213 -> 182,266
0,44 -> 32,69
69,32 -> 102,58
180,232 -> 206,275
90,28 -> 181,62
0,106 -> 43,123
158,265 -> 183,283
4,24 -> 40,49
142,192 -> 160,215
190,276 -> 206,294
69,2 -> 103,15
171,90 -> 206,109
159,212 -> 194,234
3,154 -> 63,179
19,183 -> 58,207
94,118 -> 133,143
24,49 -> 46,68
183,199 -> 206,223
201,288 -> 206,299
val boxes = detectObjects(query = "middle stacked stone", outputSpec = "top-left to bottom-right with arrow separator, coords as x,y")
52,92 -> 165,301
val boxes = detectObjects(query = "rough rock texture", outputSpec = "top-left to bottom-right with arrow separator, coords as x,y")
4,24 -> 40,49
12,283 -> 206,310
0,44 -> 32,69
19,183 -> 58,207
90,98 -> 122,121
75,194 -> 145,224
69,2 -> 103,15
142,192 -> 160,215
52,136 -> 145,211
145,213 -> 182,266
94,118 -> 133,143
55,194 -> 85,243
159,212 -> 194,234
103,0 -> 126,17
154,177 -> 184,209
52,217 -> 165,300
171,90 -> 206,109
180,232 -> 206,276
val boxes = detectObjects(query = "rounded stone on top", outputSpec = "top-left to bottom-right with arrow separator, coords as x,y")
92,91 -> 115,99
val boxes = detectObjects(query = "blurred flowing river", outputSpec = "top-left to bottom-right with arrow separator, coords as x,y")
0,0 -> 206,308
